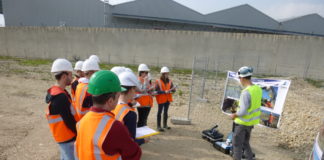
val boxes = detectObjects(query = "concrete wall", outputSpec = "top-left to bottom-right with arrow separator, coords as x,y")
0,27 -> 324,79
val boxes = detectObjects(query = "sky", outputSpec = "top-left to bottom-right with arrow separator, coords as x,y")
108,0 -> 324,21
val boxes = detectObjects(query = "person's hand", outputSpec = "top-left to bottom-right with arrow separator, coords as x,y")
229,114 -> 237,120
166,90 -> 171,94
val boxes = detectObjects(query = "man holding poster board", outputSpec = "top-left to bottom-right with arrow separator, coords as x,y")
229,66 -> 262,160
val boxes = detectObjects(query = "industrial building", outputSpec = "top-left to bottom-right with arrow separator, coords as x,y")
2,0 -> 324,36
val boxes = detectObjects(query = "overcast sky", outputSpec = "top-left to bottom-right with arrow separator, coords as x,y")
108,0 -> 324,20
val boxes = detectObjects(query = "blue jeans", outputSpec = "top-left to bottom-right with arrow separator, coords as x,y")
58,140 -> 75,160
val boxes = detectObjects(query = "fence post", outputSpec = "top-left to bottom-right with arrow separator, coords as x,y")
187,56 -> 196,120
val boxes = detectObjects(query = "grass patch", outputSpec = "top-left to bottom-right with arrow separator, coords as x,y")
0,56 -> 19,61
12,69 -> 28,74
305,78 -> 324,88
99,63 -> 115,70
18,58 -> 51,66
180,83 -> 189,87
172,68 -> 192,75
178,89 -> 183,96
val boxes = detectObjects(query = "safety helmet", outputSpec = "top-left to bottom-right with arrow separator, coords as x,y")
138,64 -> 150,72
111,66 -> 126,76
88,70 -> 126,96
125,67 -> 133,73
118,71 -> 139,87
82,59 -> 100,72
51,58 -> 73,73
237,66 -> 253,78
160,66 -> 170,73
89,55 -> 100,63
74,61 -> 84,71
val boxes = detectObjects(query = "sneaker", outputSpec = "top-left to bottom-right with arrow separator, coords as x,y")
157,127 -> 165,132
163,126 -> 171,130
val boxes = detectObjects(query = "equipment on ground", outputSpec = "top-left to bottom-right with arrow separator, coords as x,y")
201,125 -> 224,142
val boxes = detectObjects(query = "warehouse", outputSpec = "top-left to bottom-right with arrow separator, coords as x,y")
2,0 -> 324,36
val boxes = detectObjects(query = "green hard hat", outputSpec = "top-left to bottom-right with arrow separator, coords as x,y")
88,70 -> 126,96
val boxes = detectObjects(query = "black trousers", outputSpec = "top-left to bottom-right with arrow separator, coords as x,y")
157,102 -> 170,127
232,124 -> 254,160
137,107 -> 151,127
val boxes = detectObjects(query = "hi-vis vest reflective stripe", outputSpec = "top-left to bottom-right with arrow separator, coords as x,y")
155,79 -> 173,104
46,86 -> 77,143
75,82 -> 90,120
71,77 -> 79,103
75,111 -> 121,160
112,103 -> 136,123
234,85 -> 262,126
136,77 -> 153,107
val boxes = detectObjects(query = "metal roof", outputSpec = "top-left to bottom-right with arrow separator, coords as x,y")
112,0 -> 283,32
281,14 -> 324,35
204,4 -> 279,30
112,0 -> 204,23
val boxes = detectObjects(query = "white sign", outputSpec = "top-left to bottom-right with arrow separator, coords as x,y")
221,71 -> 291,128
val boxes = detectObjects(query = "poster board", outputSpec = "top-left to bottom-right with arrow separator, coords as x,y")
221,71 -> 291,128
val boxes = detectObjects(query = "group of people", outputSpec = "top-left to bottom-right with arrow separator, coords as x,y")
45,55 -> 176,160
46,54 -> 263,160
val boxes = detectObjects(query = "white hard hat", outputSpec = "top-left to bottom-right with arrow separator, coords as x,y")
237,66 -> 253,78
51,58 -> 73,73
118,71 -> 139,87
74,61 -> 84,70
160,66 -> 170,73
89,55 -> 100,63
82,59 -> 100,72
138,64 -> 150,72
125,67 -> 133,73
111,66 -> 126,76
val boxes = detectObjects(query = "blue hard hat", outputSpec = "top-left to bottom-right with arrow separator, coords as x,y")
237,66 -> 253,77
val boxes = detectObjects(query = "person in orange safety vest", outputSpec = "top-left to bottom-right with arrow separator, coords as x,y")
75,70 -> 141,160
112,70 -> 148,145
71,61 -> 84,104
46,58 -> 78,160
155,66 -> 176,132
74,59 -> 100,120
136,64 -> 154,127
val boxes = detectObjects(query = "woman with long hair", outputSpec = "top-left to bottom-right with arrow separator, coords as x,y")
155,66 -> 176,132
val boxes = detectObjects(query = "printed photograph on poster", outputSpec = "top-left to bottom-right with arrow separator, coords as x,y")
221,71 -> 291,128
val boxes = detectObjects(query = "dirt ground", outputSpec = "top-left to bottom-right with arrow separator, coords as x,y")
0,58 -> 323,160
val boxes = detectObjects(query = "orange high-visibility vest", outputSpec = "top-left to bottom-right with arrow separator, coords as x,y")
46,86 -> 77,143
71,77 -> 79,102
75,111 -> 121,160
75,82 -> 90,120
136,77 -> 153,107
155,79 -> 173,104
112,103 -> 136,123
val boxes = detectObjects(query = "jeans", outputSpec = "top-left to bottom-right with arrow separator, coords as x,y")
58,140 -> 75,160
232,124 -> 253,160
157,102 -> 170,127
